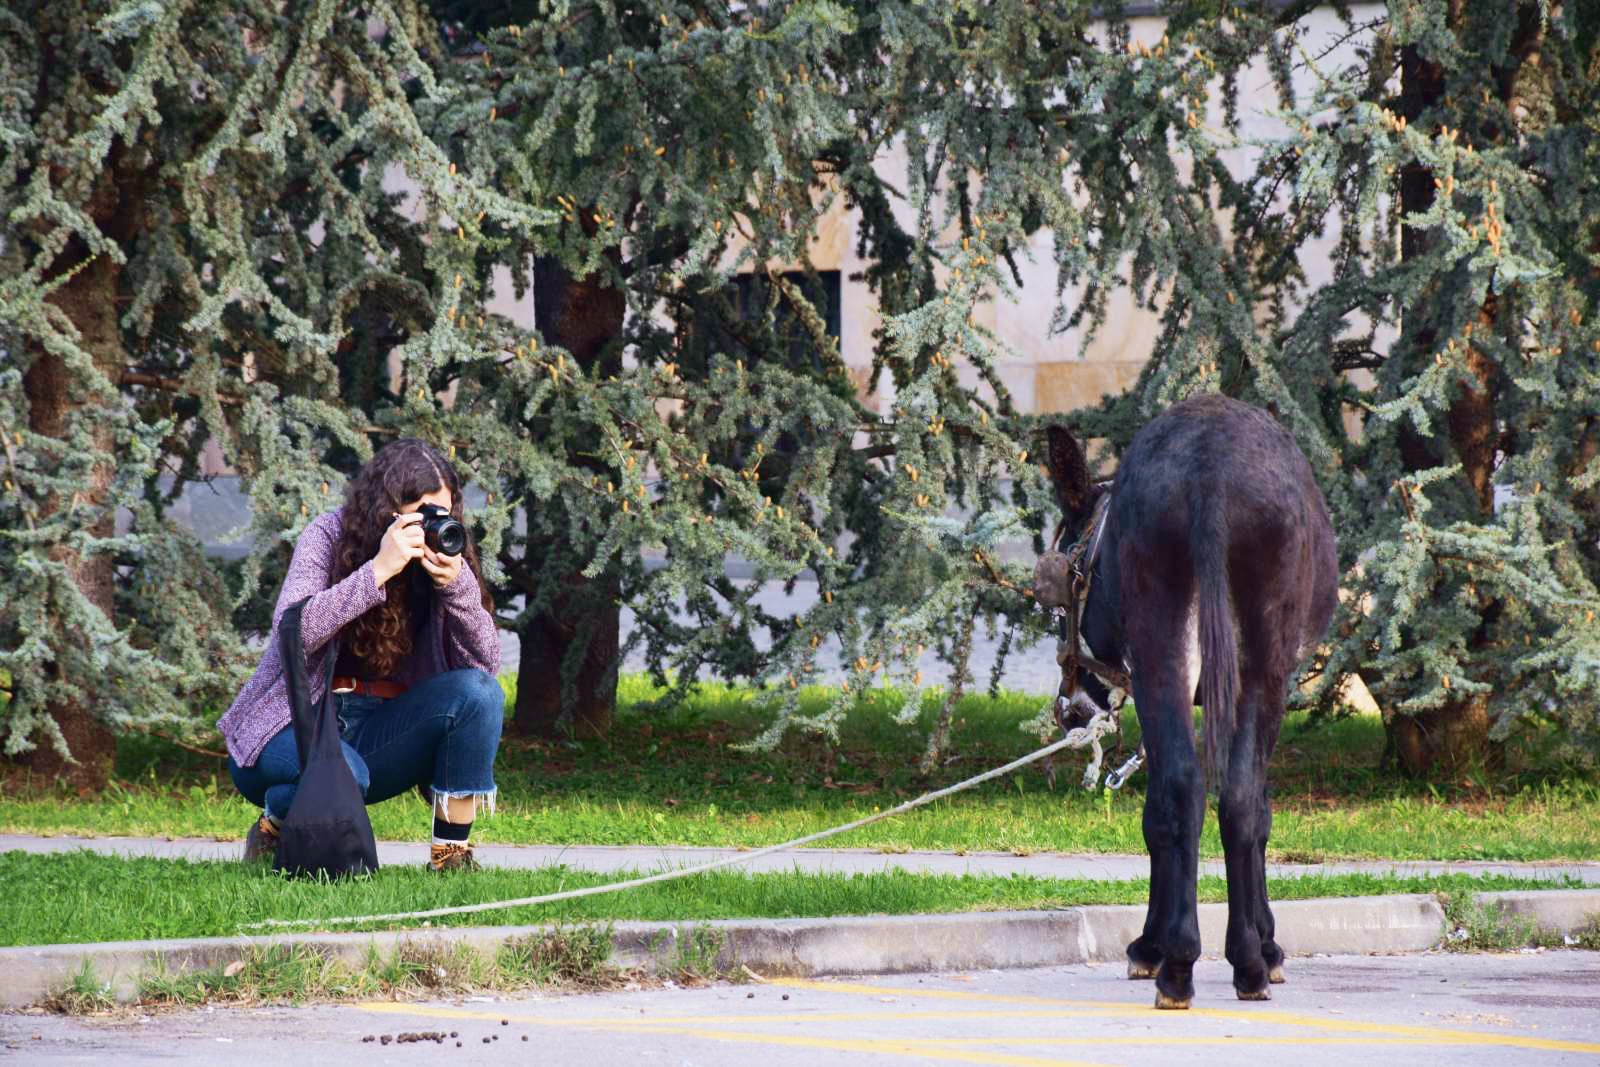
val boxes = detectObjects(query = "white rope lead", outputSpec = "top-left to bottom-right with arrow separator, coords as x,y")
241,716 -> 1118,933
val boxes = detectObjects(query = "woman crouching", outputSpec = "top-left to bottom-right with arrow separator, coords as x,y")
218,439 -> 504,872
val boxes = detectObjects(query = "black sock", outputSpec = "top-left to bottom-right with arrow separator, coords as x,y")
432,816 -> 471,847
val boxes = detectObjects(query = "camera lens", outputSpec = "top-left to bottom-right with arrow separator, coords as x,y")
418,504 -> 466,557
429,519 -> 465,557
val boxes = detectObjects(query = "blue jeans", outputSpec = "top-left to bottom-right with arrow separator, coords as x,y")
228,668 -> 504,822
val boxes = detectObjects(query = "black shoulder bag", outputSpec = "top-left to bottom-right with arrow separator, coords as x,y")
272,598 -> 380,879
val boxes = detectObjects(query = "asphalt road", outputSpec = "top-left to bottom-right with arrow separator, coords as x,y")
8,951 -> 1598,1066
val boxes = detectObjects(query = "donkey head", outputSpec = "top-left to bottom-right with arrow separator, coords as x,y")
1037,422 -> 1118,731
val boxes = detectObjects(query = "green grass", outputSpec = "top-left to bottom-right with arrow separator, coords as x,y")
1438,890 -> 1600,953
0,849 -> 1586,948
4,675 -> 1599,861
118,925 -> 627,1010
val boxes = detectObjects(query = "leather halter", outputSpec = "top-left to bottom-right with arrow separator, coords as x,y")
1053,487 -> 1131,719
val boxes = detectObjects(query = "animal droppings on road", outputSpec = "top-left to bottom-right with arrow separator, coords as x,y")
367,1032 -> 448,1045
396,1032 -> 448,1044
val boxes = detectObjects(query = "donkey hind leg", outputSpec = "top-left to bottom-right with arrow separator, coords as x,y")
1255,701 -> 1288,983
1259,791 -> 1286,984
1131,678 -> 1206,1010
1253,676 -> 1289,985
1218,682 -> 1282,1000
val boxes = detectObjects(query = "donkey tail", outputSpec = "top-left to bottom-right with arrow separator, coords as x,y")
1194,494 -> 1239,791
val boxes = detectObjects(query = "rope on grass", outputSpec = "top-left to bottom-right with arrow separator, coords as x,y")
240,711 -> 1121,933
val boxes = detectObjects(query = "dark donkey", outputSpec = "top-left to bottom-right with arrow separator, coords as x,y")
1043,394 -> 1338,1009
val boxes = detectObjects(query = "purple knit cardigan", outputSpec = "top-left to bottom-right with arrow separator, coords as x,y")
218,509 -> 502,768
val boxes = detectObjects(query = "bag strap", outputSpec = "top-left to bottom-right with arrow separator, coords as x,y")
277,599 -> 342,766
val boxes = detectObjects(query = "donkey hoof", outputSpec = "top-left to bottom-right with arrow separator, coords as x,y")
1127,961 -> 1159,980
1154,991 -> 1192,1010
1268,965 -> 1286,985
1236,986 -> 1272,1002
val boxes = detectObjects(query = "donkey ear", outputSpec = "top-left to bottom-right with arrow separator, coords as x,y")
1044,424 -> 1093,521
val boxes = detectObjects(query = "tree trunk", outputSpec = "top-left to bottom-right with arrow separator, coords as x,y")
13,249 -> 124,792
1575,418 -> 1600,580
511,251 -> 626,738
1389,694 -> 1494,780
514,576 -> 621,740
3,11 -> 151,792
1386,6 -> 1541,778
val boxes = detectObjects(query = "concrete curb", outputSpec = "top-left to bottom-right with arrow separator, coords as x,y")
1479,889 -> 1600,936
6,890 -> 1597,1010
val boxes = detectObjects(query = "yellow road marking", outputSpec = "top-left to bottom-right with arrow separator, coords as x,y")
347,1002 -> 1483,1041
770,977 -> 1209,1010
771,978 -> 1600,1055
350,1001 -> 1533,1049
904,1036 -> 1439,1047
357,1002 -> 1113,1066
359,991 -> 1600,1058
357,1003 -> 1135,1027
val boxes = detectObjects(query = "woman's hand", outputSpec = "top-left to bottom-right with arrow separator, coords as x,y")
372,512 -> 426,587
419,546 -> 465,589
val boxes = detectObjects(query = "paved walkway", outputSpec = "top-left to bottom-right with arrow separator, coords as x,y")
5,834 -> 1597,884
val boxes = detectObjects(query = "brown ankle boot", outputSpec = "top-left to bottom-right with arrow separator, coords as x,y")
428,842 -> 480,872
243,815 -> 279,862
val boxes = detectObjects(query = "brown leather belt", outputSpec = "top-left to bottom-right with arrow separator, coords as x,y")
331,676 -> 407,699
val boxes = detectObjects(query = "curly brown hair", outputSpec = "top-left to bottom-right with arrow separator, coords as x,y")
329,438 -> 493,677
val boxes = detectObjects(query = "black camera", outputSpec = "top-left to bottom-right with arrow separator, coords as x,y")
415,503 -> 466,557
